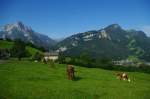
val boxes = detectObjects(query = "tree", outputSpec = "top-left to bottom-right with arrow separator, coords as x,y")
0,49 -> 10,59
79,53 -> 93,67
11,39 -> 26,60
32,52 -> 43,61
58,52 -> 65,63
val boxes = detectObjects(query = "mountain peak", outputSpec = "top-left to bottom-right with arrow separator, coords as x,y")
16,21 -> 24,27
0,21 -> 56,49
16,21 -> 33,32
16,21 -> 23,25
2,21 -> 32,33
105,24 -> 122,30
15,21 -> 25,30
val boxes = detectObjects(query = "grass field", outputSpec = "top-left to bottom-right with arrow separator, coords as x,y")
0,59 -> 150,99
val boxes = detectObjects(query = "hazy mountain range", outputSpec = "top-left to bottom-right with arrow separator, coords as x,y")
0,22 -> 150,61
55,24 -> 150,61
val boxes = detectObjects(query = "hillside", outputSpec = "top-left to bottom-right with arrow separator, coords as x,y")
55,24 -> 150,61
0,40 -> 42,55
0,60 -> 150,99
0,40 -> 13,49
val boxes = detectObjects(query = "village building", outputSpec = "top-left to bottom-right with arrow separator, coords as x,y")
44,52 -> 59,61
112,59 -> 136,66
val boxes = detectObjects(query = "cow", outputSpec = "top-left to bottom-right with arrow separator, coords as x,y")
116,72 -> 131,82
67,65 -> 75,80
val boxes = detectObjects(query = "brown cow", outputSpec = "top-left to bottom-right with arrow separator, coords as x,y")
67,65 -> 75,80
116,72 -> 131,82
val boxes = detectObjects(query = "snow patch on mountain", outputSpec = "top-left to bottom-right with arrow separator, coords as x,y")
83,33 -> 94,39
57,46 -> 67,52
99,30 -> 111,40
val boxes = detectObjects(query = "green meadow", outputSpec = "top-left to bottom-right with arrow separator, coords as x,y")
0,59 -> 150,99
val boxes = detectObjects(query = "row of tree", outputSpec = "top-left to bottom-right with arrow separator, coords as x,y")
57,52 -> 150,74
58,52 -> 113,69
0,39 -> 31,60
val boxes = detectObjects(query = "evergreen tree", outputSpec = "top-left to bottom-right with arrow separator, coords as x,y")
11,39 -> 26,60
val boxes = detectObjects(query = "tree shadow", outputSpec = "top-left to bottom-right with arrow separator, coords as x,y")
73,76 -> 82,81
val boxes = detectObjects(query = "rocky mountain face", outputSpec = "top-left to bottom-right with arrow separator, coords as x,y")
55,24 -> 150,61
0,21 -> 56,49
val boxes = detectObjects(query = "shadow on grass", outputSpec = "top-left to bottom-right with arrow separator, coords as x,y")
73,76 -> 82,81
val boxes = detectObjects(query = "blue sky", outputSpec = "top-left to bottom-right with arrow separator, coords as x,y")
0,0 -> 150,39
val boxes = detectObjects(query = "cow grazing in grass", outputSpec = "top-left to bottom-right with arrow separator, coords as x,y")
116,72 -> 131,82
67,65 -> 75,80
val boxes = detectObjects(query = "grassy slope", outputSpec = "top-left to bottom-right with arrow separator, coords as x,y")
0,60 -> 150,99
26,46 -> 42,55
0,40 -> 13,49
0,40 -> 42,55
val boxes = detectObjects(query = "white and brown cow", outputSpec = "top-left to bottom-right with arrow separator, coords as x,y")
116,72 -> 131,82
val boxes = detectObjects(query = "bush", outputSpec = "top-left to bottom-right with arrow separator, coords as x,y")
48,60 -> 56,68
11,39 -> 27,60
32,52 -> 43,61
